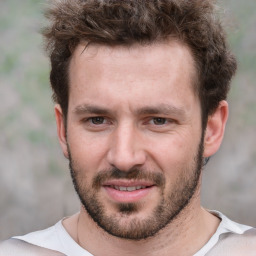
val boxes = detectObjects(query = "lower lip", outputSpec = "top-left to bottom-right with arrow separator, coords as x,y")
103,186 -> 154,203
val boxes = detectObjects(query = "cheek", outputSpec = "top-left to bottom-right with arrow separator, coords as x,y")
148,134 -> 199,173
67,129 -> 109,173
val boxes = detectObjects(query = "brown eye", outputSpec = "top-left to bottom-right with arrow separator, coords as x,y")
152,118 -> 167,125
90,117 -> 105,124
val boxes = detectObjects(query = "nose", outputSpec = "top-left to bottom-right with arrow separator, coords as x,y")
106,123 -> 146,171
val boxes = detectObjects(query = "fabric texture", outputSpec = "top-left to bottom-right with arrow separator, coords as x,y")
194,211 -> 254,256
205,228 -> 256,256
0,238 -> 66,256
7,211 -> 254,256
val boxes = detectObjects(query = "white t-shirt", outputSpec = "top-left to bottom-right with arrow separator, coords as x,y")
13,211 -> 252,256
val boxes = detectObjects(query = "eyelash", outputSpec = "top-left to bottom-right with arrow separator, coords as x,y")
83,116 -> 175,127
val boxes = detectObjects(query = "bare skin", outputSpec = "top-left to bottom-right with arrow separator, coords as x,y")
57,41 -> 228,256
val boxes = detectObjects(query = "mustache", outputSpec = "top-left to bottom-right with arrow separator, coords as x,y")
92,168 -> 165,189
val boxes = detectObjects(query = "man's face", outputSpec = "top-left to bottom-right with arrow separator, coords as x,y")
63,41 -> 204,240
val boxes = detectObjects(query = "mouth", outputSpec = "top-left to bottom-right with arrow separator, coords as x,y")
108,185 -> 148,191
102,181 -> 155,203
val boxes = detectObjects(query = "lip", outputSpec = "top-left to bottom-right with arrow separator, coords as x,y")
102,180 -> 155,203
103,180 -> 155,187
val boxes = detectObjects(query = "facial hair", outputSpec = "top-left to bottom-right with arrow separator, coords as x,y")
68,135 -> 204,240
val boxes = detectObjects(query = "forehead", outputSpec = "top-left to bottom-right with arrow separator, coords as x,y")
68,40 -> 198,111
71,40 -> 196,68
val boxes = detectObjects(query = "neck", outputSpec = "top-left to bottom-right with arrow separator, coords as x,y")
64,191 -> 220,256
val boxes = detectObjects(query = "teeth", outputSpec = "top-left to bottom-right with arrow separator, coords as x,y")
136,186 -> 146,190
112,185 -> 146,191
127,186 -> 136,191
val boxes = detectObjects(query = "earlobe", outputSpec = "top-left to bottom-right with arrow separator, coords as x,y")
203,101 -> 229,157
55,104 -> 69,159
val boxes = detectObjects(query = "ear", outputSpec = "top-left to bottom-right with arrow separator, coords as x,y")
55,104 -> 69,159
203,100 -> 229,157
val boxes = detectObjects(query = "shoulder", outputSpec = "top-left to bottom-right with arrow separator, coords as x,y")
0,238 -> 66,256
4,219 -> 85,255
13,221 -> 63,250
4,220 -> 66,254
206,228 -> 256,256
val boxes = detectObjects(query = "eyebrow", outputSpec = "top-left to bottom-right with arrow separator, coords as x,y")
73,104 -> 111,115
73,103 -> 187,118
135,104 -> 187,117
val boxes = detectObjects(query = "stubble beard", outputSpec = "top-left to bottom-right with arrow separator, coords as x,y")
68,136 -> 204,241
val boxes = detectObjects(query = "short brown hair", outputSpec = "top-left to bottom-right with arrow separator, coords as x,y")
42,0 -> 236,127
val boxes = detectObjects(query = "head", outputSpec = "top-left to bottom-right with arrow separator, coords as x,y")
42,0 -> 235,240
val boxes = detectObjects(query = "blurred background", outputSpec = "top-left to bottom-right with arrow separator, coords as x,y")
0,0 -> 255,241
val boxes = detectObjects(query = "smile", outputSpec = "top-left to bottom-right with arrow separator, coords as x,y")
110,185 -> 147,191
103,183 -> 155,203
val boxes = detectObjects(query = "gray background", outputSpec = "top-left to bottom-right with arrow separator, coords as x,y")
0,0 -> 255,240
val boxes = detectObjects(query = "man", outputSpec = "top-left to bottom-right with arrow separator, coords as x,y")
0,0 -> 255,255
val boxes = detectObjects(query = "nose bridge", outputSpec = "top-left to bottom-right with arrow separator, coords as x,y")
107,121 -> 145,171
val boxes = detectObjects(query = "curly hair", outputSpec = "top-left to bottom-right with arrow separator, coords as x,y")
42,0 -> 237,127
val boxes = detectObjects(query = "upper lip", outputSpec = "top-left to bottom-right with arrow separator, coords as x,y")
102,180 -> 155,188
